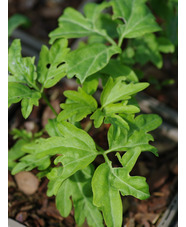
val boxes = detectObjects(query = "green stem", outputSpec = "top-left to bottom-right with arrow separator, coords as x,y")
84,121 -> 92,133
104,148 -> 115,155
103,153 -> 112,168
96,144 -> 105,155
105,35 -> 117,46
118,35 -> 124,48
96,30 -> 116,46
42,92 -> 58,117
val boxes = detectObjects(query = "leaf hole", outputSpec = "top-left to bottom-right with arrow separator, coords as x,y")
57,62 -> 65,68
46,63 -> 51,69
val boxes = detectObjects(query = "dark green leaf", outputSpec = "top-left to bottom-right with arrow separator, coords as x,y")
121,34 -> 175,68
100,59 -> 138,84
8,14 -> 30,37
156,37 -> 175,53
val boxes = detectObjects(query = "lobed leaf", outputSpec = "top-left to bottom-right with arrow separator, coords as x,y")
58,87 -> 97,122
66,44 -> 121,83
91,78 -> 142,128
8,39 -> 38,89
49,2 -> 114,45
56,165 -> 104,227
37,39 -> 70,88
92,163 -> 122,227
12,153 -> 51,175
92,149 -> 150,227
107,114 -> 162,155
122,34 -> 175,68
100,77 -> 149,107
8,139 -> 28,170
19,122 -> 98,196
111,0 -> 161,43
90,108 -> 105,128
8,82 -> 41,119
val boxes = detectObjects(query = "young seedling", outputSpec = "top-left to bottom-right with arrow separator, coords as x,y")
8,0 -> 166,226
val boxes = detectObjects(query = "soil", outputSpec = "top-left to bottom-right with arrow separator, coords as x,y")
8,0 -> 178,226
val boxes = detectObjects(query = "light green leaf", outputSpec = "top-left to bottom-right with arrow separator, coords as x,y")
92,163 -> 123,227
107,123 -> 128,152
56,165 -> 104,227
100,77 -> 149,107
49,7 -> 93,43
66,44 -> 121,83
37,39 -> 70,88
92,150 -> 150,227
91,93 -> 140,129
21,93 -> 41,119
12,152 -> 51,175
49,2 -> 115,45
45,118 -> 63,137
90,108 -> 105,128
104,102 -> 140,115
8,39 -> 38,89
21,121 -> 98,196
107,114 -> 162,155
10,128 -> 32,141
58,87 -> 97,122
112,150 -> 150,200
8,82 -> 41,118
8,139 -> 28,170
111,0 -> 161,43
105,114 -> 129,130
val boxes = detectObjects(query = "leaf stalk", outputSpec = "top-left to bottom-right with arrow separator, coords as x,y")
42,92 -> 58,117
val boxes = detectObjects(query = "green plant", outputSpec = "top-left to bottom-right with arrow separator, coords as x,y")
8,13 -> 30,38
8,0 -> 164,226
